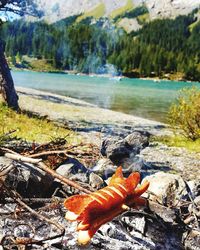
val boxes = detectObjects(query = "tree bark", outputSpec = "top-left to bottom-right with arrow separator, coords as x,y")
0,39 -> 19,110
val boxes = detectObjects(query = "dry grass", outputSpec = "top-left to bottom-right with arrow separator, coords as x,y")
0,104 -> 79,144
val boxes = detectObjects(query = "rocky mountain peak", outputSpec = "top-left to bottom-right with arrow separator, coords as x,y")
32,0 -> 200,23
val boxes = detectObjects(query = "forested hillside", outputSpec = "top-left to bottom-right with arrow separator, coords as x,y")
1,12 -> 200,81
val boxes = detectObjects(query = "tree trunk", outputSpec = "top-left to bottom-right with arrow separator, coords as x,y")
0,40 -> 19,110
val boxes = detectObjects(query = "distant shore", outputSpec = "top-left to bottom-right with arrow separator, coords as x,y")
11,66 -> 198,83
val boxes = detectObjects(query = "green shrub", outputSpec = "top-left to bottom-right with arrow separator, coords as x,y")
168,87 -> 200,141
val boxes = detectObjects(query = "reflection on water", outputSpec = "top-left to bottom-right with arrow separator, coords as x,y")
12,71 -> 200,122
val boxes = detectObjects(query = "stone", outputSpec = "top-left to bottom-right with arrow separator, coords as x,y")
0,157 -> 53,198
188,196 -> 200,214
89,172 -> 104,189
143,172 -> 188,206
101,138 -> 130,164
101,131 -> 149,166
56,158 -> 88,177
141,144 -> 200,181
56,158 -> 90,184
69,173 -> 88,183
92,158 -> 116,179
187,180 -> 200,198
194,196 -> 200,207
124,131 -> 150,152
148,200 -> 177,223
56,163 -> 74,177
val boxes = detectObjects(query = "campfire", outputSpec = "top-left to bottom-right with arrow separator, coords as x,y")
0,136 -> 199,249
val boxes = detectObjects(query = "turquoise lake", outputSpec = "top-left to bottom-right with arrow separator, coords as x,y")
12,71 -> 200,122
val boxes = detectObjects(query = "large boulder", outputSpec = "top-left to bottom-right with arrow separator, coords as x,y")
143,172 -> 188,206
101,131 -> 149,163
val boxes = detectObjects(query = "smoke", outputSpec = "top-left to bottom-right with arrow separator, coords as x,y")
95,63 -> 120,76
77,18 -> 123,75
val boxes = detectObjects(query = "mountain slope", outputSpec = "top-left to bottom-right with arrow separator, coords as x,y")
33,0 -> 200,23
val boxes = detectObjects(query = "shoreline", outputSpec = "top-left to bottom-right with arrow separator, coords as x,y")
11,67 -> 199,84
16,86 -> 168,137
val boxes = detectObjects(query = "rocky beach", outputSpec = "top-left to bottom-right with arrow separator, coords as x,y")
16,87 -> 200,180
0,87 -> 199,249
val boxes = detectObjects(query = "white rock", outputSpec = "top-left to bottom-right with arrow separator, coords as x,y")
56,163 -> 74,177
187,180 -> 200,198
89,172 -> 104,189
92,158 -> 115,176
143,172 -> 187,206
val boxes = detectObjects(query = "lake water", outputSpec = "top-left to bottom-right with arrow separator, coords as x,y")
12,71 -> 200,122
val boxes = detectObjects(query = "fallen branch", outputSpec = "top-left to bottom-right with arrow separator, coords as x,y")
38,162 -> 92,194
15,196 -> 64,232
0,147 -> 19,155
4,153 -> 42,164
26,150 -> 69,158
26,148 -> 98,159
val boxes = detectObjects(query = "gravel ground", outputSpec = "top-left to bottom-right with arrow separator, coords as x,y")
16,87 -> 200,180
141,143 -> 200,181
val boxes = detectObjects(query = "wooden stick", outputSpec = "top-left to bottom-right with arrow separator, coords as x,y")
27,149 -> 94,159
27,150 -> 69,158
15,196 -> 64,232
4,153 -> 42,164
0,164 -> 14,177
0,147 -> 19,155
38,162 -> 92,194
